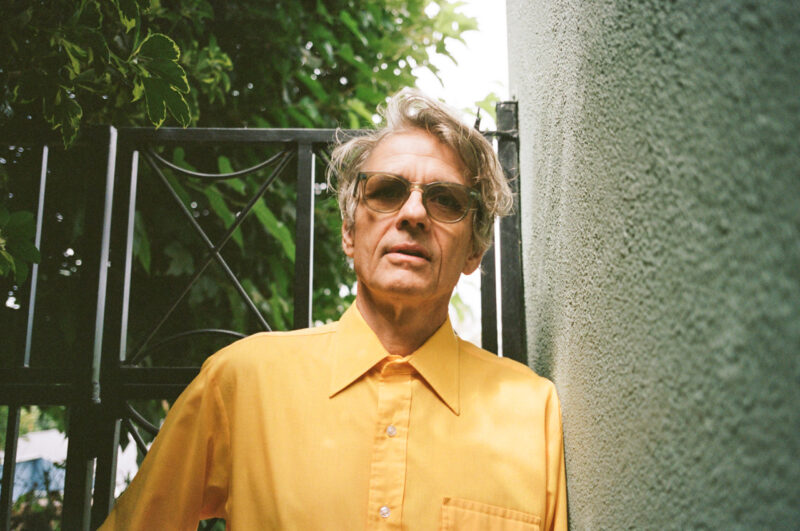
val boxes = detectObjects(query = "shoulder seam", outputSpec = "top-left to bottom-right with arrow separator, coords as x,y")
458,339 -> 539,376
235,324 -> 338,343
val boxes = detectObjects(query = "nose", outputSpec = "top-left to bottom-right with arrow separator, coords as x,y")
396,187 -> 429,230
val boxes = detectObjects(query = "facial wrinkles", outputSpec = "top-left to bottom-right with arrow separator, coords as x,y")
389,193 -> 468,295
376,153 -> 465,186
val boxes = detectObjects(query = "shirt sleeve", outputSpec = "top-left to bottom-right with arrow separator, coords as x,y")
544,382 -> 568,531
99,358 -> 232,530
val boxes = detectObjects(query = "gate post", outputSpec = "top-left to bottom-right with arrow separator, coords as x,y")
496,102 -> 527,364
91,140 -> 139,528
293,142 -> 315,329
62,126 -> 118,529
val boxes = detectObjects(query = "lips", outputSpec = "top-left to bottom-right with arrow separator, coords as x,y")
386,243 -> 431,261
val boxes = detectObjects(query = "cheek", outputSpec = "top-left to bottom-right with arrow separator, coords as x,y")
443,227 -> 473,256
351,216 -> 389,263
434,230 -> 469,275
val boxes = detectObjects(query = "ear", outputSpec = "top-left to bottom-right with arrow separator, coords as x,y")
462,246 -> 484,276
341,222 -> 355,258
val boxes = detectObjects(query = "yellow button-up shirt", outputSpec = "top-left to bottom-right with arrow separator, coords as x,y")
101,304 -> 567,530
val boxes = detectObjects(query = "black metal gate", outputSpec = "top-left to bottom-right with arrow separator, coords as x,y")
0,101 -> 524,530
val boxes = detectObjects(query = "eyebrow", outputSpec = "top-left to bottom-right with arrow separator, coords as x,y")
358,171 -> 469,185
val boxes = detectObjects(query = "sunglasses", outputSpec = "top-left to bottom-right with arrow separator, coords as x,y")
356,172 -> 481,223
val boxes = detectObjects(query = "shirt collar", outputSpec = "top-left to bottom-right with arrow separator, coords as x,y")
328,302 -> 461,415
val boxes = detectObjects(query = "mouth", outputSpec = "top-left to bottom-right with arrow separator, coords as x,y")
386,243 -> 431,261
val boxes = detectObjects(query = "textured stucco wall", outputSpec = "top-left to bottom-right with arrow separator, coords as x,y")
507,1 -> 799,528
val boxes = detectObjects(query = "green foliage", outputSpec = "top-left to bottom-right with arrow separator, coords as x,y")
134,33 -> 192,127
475,91 -> 501,123
1,0 -> 474,135
0,204 -> 41,283
0,0 -> 476,287
0,406 -> 68,529
11,489 -> 63,530
1,1 -> 194,147
0,406 -> 65,450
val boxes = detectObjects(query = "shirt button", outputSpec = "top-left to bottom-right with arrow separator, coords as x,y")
386,425 -> 397,437
379,505 -> 391,518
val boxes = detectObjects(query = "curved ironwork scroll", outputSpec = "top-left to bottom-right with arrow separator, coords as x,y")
124,402 -> 161,438
147,148 -> 287,180
122,417 -> 149,457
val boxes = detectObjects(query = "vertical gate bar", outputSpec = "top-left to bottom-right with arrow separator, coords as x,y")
293,142 -> 315,329
23,144 -> 49,365
118,150 -> 140,362
496,101 -> 527,365
63,126 -> 118,530
63,408 -> 95,530
91,126 -> 119,401
480,242 -> 499,354
91,419 -> 121,529
0,405 -> 21,530
93,142 -> 136,527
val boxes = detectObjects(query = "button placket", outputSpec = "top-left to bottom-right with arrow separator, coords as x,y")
365,359 -> 414,527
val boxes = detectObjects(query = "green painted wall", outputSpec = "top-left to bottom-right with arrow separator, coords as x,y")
506,1 -> 800,527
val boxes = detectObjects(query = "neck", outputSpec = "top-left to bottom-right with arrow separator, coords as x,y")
355,288 -> 450,356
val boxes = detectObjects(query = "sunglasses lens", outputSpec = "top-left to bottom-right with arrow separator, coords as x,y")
363,175 -> 408,212
359,173 -> 476,222
426,184 -> 472,222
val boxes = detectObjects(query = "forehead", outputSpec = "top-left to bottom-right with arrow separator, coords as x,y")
361,129 -> 467,184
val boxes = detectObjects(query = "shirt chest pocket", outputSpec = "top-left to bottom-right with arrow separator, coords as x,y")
440,497 -> 541,531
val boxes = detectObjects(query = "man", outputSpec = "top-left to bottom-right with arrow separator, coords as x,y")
101,89 -> 567,529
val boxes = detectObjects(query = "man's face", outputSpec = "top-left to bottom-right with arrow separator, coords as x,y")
342,129 -> 483,309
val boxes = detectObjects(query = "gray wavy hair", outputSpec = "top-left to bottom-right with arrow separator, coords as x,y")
326,88 -> 513,254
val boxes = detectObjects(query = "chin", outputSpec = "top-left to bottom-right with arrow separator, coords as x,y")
383,283 -> 431,298
371,279 -> 435,300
